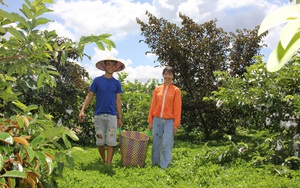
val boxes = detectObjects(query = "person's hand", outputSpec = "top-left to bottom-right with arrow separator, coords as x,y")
148,123 -> 153,130
118,119 -> 123,127
78,111 -> 84,123
173,126 -> 178,135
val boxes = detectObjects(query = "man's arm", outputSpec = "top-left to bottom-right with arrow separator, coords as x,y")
116,93 -> 122,127
78,91 -> 94,122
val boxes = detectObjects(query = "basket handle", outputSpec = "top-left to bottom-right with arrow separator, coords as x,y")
117,127 -> 152,137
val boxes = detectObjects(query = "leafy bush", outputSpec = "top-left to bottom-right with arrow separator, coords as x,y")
119,74 -> 158,132
0,0 -> 116,186
207,57 -> 300,166
0,108 -> 79,187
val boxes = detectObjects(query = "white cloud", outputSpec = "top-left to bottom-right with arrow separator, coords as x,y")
124,65 -> 163,83
81,47 -> 162,83
155,0 -> 175,10
177,0 -> 213,23
42,0 -> 291,83
49,0 -> 156,41
216,0 -> 267,10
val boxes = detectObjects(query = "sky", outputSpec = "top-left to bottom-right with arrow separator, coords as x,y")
1,0 -> 293,82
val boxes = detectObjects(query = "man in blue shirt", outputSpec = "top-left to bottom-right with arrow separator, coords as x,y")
78,55 -> 125,165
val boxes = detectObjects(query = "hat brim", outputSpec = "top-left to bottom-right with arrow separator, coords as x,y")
96,57 -> 125,72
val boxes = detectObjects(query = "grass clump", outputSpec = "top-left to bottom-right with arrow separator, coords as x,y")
56,137 -> 300,188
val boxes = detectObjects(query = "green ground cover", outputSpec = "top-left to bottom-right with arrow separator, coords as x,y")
56,139 -> 300,188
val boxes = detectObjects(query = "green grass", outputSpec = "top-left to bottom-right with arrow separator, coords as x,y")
55,140 -> 300,188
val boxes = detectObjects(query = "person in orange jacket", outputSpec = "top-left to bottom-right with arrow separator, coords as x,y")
148,66 -> 182,168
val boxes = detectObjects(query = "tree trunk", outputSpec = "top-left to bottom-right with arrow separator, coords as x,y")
198,111 -> 210,140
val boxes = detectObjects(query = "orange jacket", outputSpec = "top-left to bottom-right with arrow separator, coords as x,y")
148,83 -> 182,128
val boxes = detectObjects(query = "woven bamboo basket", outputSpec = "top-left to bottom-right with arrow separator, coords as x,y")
120,131 -> 149,167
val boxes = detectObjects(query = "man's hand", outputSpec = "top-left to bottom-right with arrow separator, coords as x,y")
78,111 -> 84,123
118,119 -> 123,127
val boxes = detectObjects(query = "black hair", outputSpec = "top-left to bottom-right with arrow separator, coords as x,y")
162,66 -> 175,77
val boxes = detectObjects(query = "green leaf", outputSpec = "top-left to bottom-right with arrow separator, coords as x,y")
62,134 -> 71,149
45,43 -> 53,51
280,18 -> 300,48
52,141 -> 64,150
0,155 -> 3,170
48,70 -> 60,76
24,0 -> 31,7
21,4 -> 32,19
95,41 -> 105,50
1,170 -> 27,178
78,36 -> 91,45
46,65 -> 57,70
35,151 -> 46,165
6,27 -> 24,41
34,7 -> 54,18
0,25 -> 5,34
24,104 -> 38,112
5,75 -> 16,82
11,12 -> 29,30
12,100 -> 27,111
66,154 -> 74,170
258,4 -> 300,35
43,0 -> 55,3
0,9 -> 14,21
1,88 -> 21,102
102,38 -> 116,49
64,128 -> 79,141
267,32 -> 300,72
34,17 -> 52,28
60,51 -> 67,65
37,73 -> 45,89
0,177 -> 5,184
0,132 -> 13,144
16,117 -> 24,128
57,161 -> 64,175
38,106 -> 45,119
98,33 -> 112,38
41,126 -> 64,138
22,145 -> 35,162
45,156 -> 53,175
31,136 -> 44,149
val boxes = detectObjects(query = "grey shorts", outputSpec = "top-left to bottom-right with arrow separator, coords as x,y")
94,114 -> 117,146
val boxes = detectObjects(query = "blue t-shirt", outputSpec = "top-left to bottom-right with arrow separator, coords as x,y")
89,75 -> 122,115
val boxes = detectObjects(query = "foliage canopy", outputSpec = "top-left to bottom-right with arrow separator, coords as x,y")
137,11 -> 267,139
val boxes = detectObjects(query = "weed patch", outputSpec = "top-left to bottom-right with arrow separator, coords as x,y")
56,141 -> 300,188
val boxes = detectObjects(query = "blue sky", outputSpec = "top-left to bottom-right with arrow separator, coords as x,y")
1,0 -> 292,82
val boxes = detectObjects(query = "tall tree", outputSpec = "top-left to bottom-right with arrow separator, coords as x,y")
228,27 -> 267,77
22,35 -> 91,124
0,0 -> 115,186
137,12 -> 266,139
